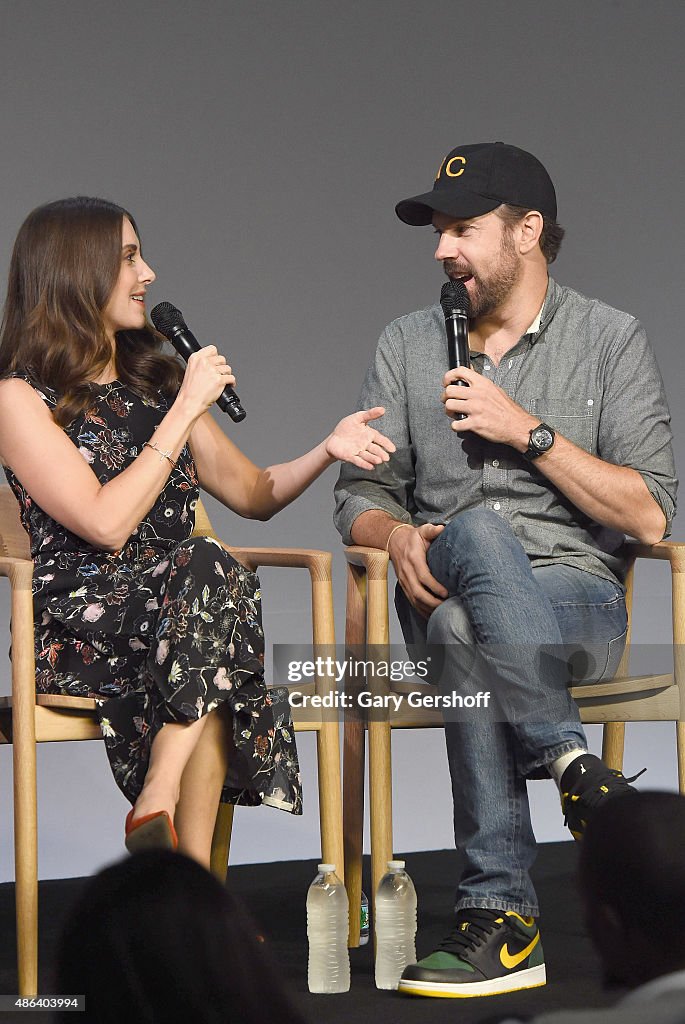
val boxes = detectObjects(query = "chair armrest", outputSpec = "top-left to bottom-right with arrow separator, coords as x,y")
625,541 -> 685,652
344,546 -> 392,648
626,540 -> 685,572
215,543 -> 332,581
0,555 -> 34,589
344,545 -> 390,580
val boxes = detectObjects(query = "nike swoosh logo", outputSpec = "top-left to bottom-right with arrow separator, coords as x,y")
500,931 -> 540,970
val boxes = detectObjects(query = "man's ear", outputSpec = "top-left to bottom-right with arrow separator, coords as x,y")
517,211 -> 544,255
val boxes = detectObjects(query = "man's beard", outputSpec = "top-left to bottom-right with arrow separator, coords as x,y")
443,229 -> 521,318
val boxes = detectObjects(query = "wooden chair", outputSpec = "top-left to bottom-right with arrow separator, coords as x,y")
0,485 -> 343,996
342,539 -> 685,945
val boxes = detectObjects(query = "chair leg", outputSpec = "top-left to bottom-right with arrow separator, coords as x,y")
343,717 -> 365,947
677,722 -> 685,795
210,803 -> 234,883
343,563 -> 367,947
365,572 -> 393,924
601,722 -> 625,772
310,570 -> 344,883
13,717 -> 39,996
368,717 -> 393,923
316,721 -> 345,885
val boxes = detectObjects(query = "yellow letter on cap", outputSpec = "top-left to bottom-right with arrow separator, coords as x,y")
445,156 -> 466,177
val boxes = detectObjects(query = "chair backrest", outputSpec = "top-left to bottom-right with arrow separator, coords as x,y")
0,484 -> 31,559
192,500 -> 215,539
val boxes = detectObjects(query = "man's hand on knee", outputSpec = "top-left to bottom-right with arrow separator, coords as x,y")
388,523 -> 448,619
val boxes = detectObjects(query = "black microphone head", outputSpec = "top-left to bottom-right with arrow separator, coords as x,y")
440,279 -> 470,318
150,301 -> 187,337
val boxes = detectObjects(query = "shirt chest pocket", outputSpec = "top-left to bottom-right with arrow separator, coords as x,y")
529,398 -> 595,453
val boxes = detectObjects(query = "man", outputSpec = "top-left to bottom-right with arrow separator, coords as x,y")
498,792 -> 685,1023
334,142 -> 677,998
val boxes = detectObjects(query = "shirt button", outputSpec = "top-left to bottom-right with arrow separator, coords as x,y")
587,399 -> 594,406
493,501 -> 501,511
492,459 -> 500,468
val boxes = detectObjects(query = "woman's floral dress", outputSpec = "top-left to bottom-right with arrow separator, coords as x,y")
3,374 -> 302,813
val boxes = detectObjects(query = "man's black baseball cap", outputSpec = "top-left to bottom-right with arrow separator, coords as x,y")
395,142 -> 557,225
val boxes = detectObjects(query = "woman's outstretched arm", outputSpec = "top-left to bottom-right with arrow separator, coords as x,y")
189,406 -> 395,520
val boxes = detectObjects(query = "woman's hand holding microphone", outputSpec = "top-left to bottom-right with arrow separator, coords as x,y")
176,346 -> 236,422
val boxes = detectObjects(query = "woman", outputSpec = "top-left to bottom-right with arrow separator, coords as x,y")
0,196 -> 394,866
54,850 -> 307,1024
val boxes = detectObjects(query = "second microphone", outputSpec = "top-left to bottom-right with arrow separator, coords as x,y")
440,278 -> 471,422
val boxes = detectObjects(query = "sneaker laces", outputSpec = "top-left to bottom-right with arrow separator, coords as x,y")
562,766 -> 646,826
438,909 -> 505,957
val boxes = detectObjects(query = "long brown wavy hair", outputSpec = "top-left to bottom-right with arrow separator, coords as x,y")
0,197 -> 183,426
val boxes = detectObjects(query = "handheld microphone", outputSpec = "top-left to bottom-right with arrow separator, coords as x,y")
440,279 -> 471,422
150,301 -> 246,423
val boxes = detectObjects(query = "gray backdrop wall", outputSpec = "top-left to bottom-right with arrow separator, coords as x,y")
0,0 -> 682,881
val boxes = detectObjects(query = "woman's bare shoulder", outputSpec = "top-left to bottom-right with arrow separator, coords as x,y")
0,375 -> 43,393
0,377 -> 55,464
0,375 -> 54,412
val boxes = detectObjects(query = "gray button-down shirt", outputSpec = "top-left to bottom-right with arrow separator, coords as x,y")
334,278 -> 677,585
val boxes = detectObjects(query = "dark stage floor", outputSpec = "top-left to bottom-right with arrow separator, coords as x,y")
0,843 -> 616,1023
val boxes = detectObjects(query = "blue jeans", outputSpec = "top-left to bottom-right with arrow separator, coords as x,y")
395,508 -> 627,915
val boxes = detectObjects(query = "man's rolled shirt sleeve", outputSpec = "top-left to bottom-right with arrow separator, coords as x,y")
334,325 -> 416,545
596,317 -> 677,537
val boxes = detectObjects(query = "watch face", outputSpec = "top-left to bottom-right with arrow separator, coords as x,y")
532,426 -> 554,450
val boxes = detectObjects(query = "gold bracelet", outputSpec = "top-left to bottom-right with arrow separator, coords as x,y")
385,522 -> 413,552
143,440 -> 176,468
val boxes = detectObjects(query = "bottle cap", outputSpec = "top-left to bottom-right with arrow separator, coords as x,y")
317,863 -> 336,872
388,859 -> 405,869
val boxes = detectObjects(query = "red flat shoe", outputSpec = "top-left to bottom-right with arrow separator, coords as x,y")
125,809 -> 178,853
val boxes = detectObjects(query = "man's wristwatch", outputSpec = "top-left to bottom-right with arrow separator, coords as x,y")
523,422 -> 556,460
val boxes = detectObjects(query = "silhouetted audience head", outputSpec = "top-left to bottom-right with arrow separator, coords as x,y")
54,850 -> 306,1024
579,790 -> 685,990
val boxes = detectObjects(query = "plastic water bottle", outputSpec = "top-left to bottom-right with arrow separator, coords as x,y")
374,860 -> 417,990
306,864 -> 350,993
359,890 -> 370,945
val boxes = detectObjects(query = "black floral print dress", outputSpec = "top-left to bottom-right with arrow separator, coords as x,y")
3,374 -> 302,813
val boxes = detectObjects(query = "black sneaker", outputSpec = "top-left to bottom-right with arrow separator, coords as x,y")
560,753 -> 643,841
397,908 -> 545,998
